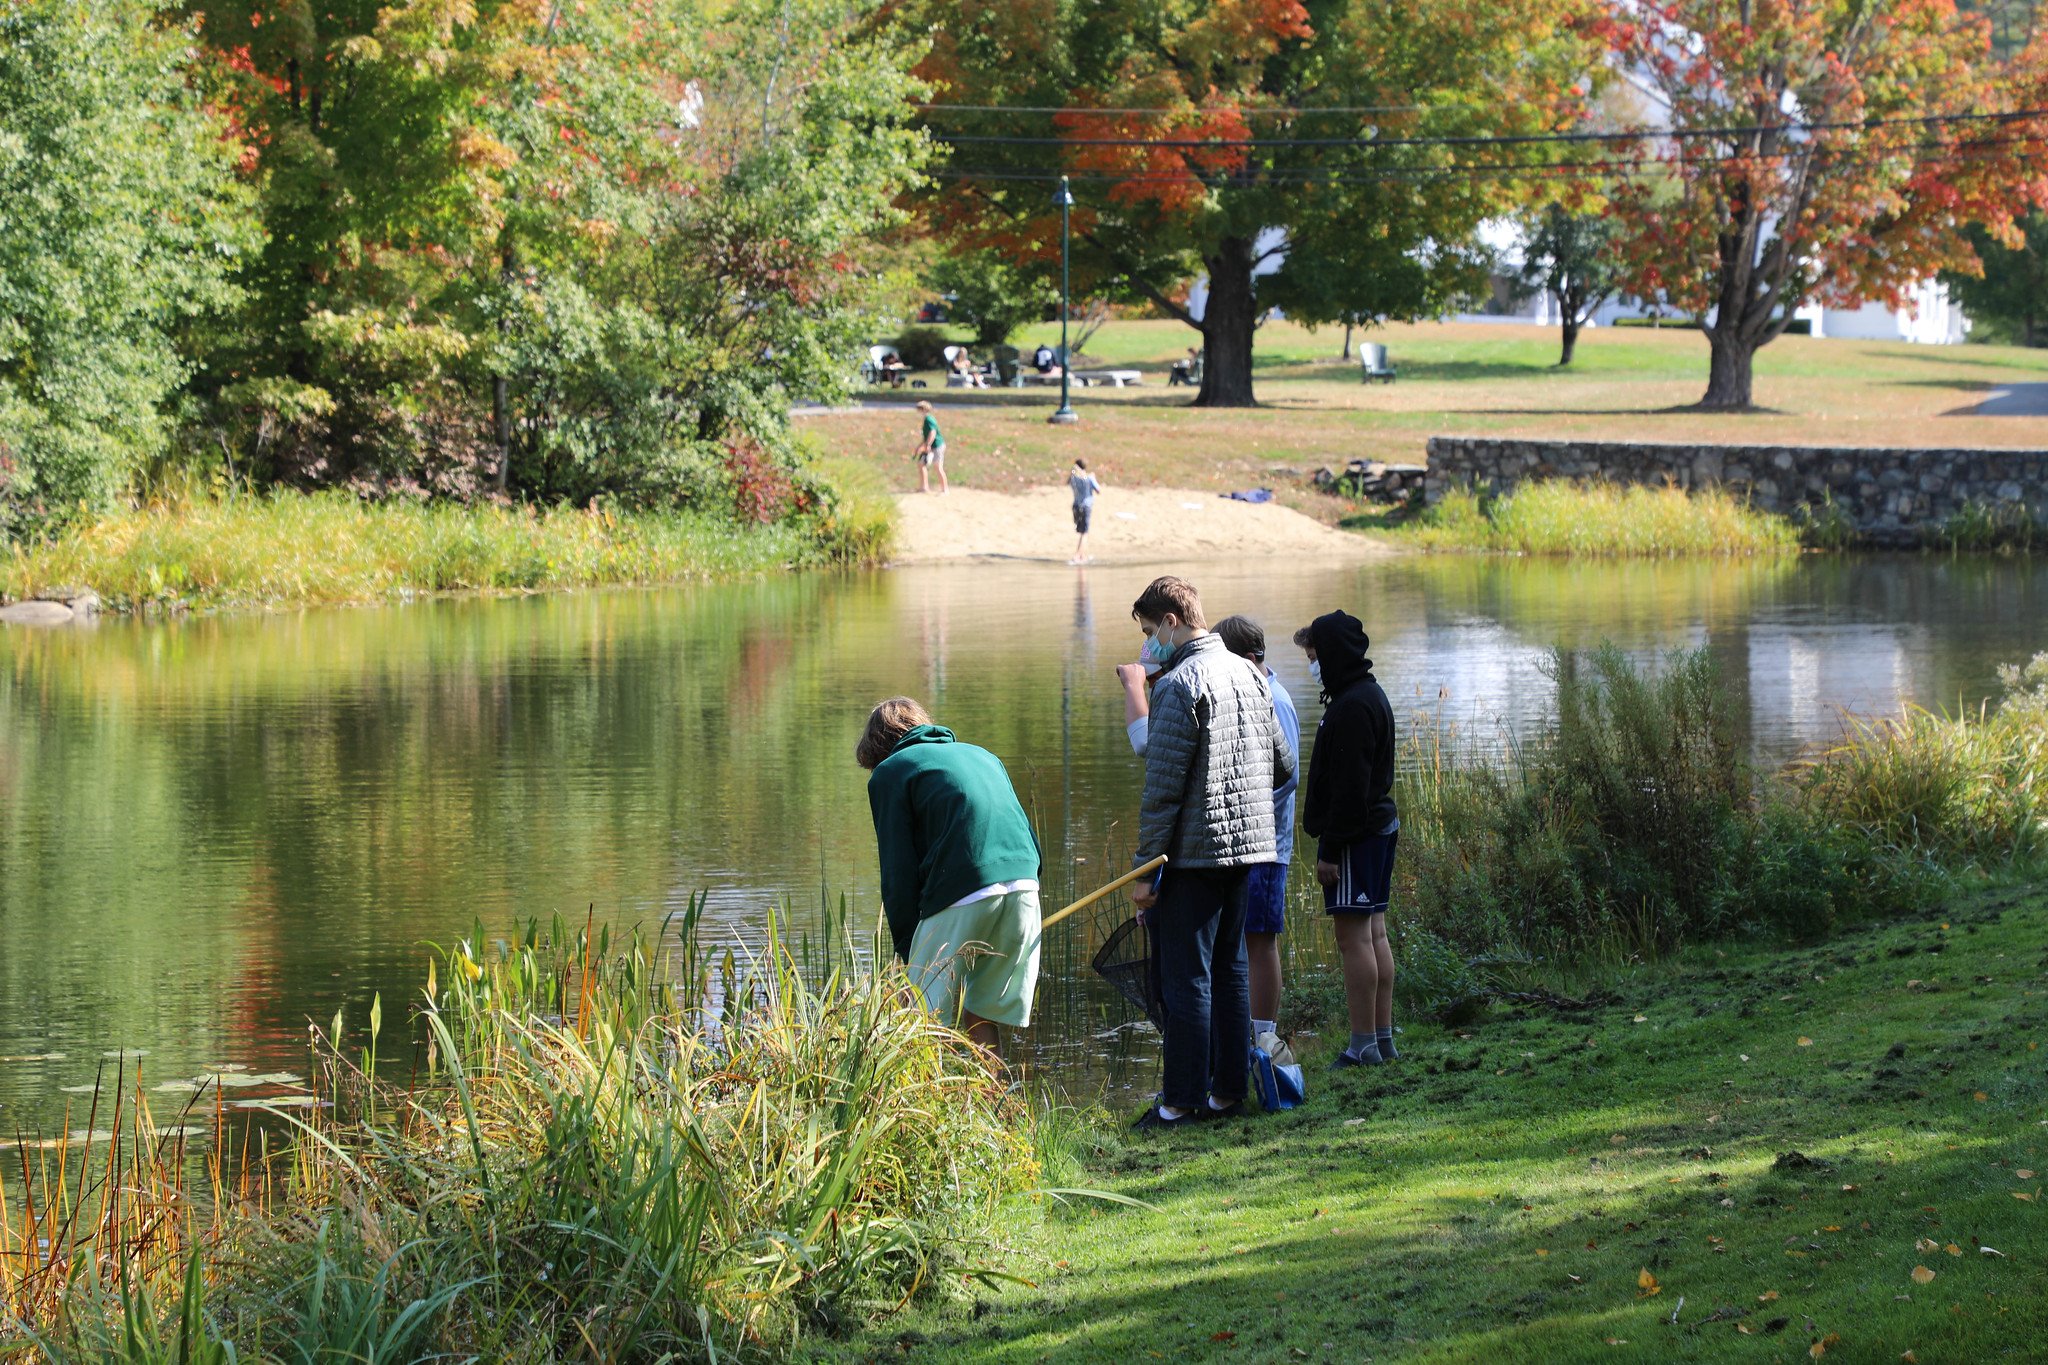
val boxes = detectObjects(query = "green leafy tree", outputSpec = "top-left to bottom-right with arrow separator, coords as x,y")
1944,211 -> 2048,346
193,0 -> 925,506
0,0 -> 253,537
930,249 -> 1058,348
914,0 -> 1594,406
1514,204 -> 1620,366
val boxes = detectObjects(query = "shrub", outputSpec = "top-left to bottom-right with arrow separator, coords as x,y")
888,326 -> 955,371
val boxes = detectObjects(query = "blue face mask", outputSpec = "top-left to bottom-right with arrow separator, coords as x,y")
1142,627 -> 1176,667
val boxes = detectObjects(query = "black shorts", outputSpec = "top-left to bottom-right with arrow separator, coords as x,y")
1322,829 -> 1397,915
1072,503 -> 1092,533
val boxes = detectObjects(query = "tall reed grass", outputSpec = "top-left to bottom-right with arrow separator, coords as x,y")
0,488 -> 863,614
5,909 -> 1046,1361
1383,643 -> 2041,1020
1407,483 -> 1800,557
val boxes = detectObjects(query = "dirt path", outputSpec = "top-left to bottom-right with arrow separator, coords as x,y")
887,484 -> 1391,565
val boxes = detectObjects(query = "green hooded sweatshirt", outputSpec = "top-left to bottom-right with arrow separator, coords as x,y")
866,725 -> 1042,959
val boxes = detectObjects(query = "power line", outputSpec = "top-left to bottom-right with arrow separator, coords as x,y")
911,102 -> 1428,116
926,105 -> 2048,152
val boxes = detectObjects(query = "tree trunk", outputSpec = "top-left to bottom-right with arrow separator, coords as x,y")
1558,317 -> 1579,367
1194,235 -> 1258,407
493,234 -> 519,494
1342,319 -> 1354,360
1700,326 -> 1758,410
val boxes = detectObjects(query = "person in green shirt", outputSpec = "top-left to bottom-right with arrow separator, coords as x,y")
914,400 -> 949,494
858,697 -> 1041,1051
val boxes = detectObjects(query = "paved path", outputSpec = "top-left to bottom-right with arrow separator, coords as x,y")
1969,382 -> 2048,416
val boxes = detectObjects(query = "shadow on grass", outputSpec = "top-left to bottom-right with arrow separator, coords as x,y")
1436,405 -> 1789,419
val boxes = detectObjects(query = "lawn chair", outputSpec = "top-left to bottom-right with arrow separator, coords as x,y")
992,344 -> 1022,387
941,345 -> 991,388
861,344 -> 896,386
1359,342 -> 1397,384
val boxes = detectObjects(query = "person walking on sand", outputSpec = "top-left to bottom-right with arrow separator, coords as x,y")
1127,577 -> 1295,1130
859,697 -> 1042,1053
1068,458 -> 1101,564
1295,611 -> 1400,1069
1213,616 -> 1299,1056
914,400 -> 948,494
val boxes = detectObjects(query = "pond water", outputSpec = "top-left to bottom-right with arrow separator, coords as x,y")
1,553 -> 2042,1129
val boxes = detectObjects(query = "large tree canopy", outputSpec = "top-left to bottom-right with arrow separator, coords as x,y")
912,0 -> 1594,406
1600,0 -> 2048,410
187,0 -> 925,506
0,0 -> 253,536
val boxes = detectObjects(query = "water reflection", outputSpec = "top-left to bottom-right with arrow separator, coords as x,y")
1,554 -> 2040,1125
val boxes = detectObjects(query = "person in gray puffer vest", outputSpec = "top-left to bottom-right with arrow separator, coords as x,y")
1127,576 -> 1297,1130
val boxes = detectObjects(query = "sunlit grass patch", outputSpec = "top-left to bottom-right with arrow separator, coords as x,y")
1401,483 -> 1801,557
1,491 -> 833,613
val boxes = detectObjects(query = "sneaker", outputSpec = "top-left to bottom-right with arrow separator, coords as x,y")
1204,1097 -> 1247,1120
1329,1048 -> 1384,1071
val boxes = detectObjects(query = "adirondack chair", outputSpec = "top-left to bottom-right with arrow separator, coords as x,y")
1359,342 -> 1397,383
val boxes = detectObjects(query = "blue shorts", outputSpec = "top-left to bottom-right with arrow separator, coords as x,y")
1245,862 -> 1287,935
1323,830 -> 1397,915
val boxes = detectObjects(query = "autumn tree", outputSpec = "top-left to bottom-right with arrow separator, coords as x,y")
913,0 -> 1594,407
0,0 -> 252,536
1601,0 -> 2048,410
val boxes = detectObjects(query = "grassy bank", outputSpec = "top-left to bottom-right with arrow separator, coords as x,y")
0,486 -> 891,615
1381,484 -> 1801,558
815,881 -> 2048,1363
3,914 -> 1045,1360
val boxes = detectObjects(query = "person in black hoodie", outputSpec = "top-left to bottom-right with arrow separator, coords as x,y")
1295,611 -> 1400,1068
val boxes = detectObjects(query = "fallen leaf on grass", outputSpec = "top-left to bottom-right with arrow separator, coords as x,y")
1633,1014 -> 1648,1023
1811,1334 -> 1839,1357
2014,1192 -> 2035,1202
1737,1322 -> 1754,1334
2018,1170 -> 2036,1180
1901,1352 -> 1918,1363
1841,1184 -> 1860,1194
1974,1091 -> 1989,1102
1944,1243 -> 1962,1256
1911,1266 -> 1936,1285
1759,1290 -> 1780,1302
1536,1248 -> 1549,1257
1637,1269 -> 1662,1298
1605,1339 -> 1628,1346
1915,1238 -> 1939,1253
1822,1225 -> 1841,1233
1210,1330 -> 1236,1343
1798,1037 -> 1814,1047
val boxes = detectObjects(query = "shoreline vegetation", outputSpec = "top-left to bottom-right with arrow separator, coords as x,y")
6,646 -> 2043,1360
1,477 -> 894,616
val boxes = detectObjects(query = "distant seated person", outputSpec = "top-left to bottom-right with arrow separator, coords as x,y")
1168,347 -> 1201,386
881,349 -> 909,387
949,349 -> 989,388
1032,344 -> 1063,377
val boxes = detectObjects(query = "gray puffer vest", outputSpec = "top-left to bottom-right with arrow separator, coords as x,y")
1135,633 -> 1297,869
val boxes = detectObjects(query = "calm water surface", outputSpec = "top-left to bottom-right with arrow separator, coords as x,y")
1,554 -> 2042,1128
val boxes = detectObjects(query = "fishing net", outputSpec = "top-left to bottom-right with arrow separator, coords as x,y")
1089,914 -> 1165,1032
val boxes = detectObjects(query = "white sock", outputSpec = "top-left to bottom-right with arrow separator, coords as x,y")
1207,1095 -> 1231,1110
1158,1103 -> 1189,1121
1253,1018 -> 1276,1038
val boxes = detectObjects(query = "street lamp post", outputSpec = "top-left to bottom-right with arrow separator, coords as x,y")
1049,176 -> 1078,425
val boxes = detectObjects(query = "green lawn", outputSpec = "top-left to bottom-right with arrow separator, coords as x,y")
803,320 -> 2048,522
810,884 -> 2048,1363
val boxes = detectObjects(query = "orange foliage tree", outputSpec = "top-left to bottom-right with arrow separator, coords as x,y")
1599,0 -> 2048,409
913,0 -> 1595,406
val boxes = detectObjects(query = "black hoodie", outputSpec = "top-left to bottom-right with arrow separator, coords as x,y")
1300,610 -> 1398,861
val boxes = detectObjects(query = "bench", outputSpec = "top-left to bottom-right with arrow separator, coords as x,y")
1072,369 -> 1144,388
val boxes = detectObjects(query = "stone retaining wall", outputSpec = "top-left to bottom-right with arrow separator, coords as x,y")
1424,437 -> 2048,546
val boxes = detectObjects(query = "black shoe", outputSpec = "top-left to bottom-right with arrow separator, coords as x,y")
1378,1038 -> 1400,1062
1204,1097 -> 1247,1120
1131,1103 -> 1206,1131
1329,1048 -> 1383,1071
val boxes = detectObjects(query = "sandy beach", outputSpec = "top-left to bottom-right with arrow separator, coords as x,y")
887,484 -> 1389,565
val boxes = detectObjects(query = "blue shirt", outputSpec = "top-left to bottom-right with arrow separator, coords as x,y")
1269,669 -> 1300,865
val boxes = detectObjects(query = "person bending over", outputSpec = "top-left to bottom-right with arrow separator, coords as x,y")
859,698 -> 1042,1053
1213,615 -> 1299,1054
1127,577 -> 1295,1130
1295,611 -> 1400,1068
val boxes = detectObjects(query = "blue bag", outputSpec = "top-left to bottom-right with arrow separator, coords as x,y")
1250,1040 -> 1306,1111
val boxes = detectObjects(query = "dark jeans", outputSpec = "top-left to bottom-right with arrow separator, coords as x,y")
1150,866 -> 1251,1110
